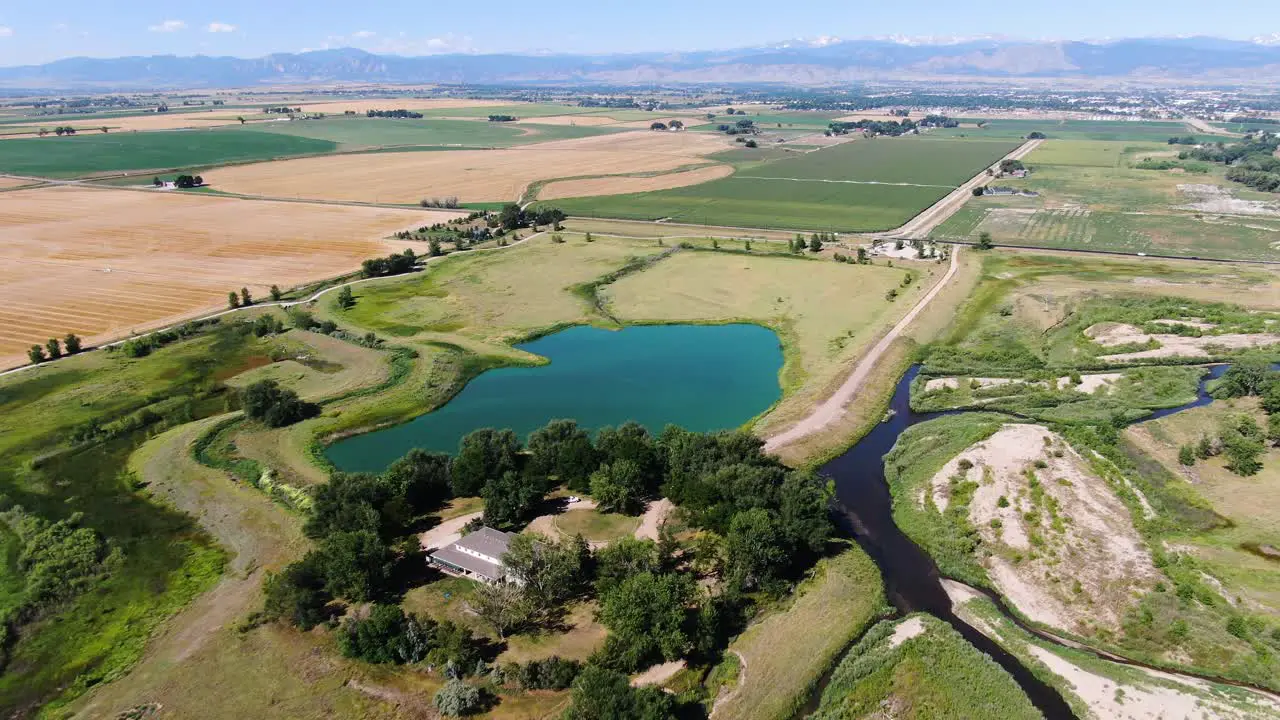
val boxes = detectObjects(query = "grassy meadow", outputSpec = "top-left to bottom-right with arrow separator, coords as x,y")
545,136 -> 1019,231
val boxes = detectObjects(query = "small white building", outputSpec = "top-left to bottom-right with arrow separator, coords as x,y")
428,526 -> 514,584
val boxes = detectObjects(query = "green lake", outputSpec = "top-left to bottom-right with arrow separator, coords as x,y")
325,324 -> 784,472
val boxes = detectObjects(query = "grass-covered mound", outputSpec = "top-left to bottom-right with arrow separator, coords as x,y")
812,615 -> 1041,720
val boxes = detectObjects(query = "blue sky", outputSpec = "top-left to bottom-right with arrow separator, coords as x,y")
0,0 -> 1276,65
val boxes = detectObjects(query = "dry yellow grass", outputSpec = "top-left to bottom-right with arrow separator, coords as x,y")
538,164 -> 733,200
0,186 -> 455,368
211,130 -> 733,204
515,114 -> 618,126
0,175 -> 35,188
0,113 -> 250,137
295,98 -> 511,114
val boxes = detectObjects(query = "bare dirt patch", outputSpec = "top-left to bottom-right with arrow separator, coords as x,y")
0,186 -> 449,369
538,164 -> 733,200
1055,372 -> 1122,393
1085,322 -> 1280,361
887,616 -> 927,648
930,424 -> 1158,635
1178,183 -> 1280,217
631,660 -> 686,688
212,130 -> 733,204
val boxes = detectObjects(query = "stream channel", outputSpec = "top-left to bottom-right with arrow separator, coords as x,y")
813,363 -> 1242,719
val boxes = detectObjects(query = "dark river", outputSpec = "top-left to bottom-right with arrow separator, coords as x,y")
815,363 -> 1236,720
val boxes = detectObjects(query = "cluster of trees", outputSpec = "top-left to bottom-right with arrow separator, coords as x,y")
263,106 -> 301,114
919,114 -> 959,128
1228,116 -> 1280,125
38,126 -> 79,137
487,115 -> 517,122
1167,135 -> 1200,145
1026,131 -> 1047,139
715,118 -> 756,135
420,197 -> 461,209
789,232 -> 834,253
240,379 -> 320,428
152,175 -> 204,188
367,109 -> 424,119
26,333 -> 83,365
227,286 -> 255,309
1181,133 -> 1280,193
361,249 -> 418,278
1178,358 -> 1280,475
832,248 -> 870,264
999,159 -> 1026,174
828,119 -> 918,137
497,204 -> 565,232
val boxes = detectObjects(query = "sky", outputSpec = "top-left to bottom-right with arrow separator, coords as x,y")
0,0 -> 1277,65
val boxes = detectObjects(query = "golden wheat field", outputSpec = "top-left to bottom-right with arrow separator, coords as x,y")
0,186 -> 455,368
294,98 -> 512,115
209,130 -> 733,204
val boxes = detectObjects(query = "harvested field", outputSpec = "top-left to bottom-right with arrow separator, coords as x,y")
538,164 -> 733,200
294,98 -> 512,115
212,130 -> 732,204
0,175 -> 34,188
0,186 -> 453,368
0,112 -> 247,136
516,114 -> 618,126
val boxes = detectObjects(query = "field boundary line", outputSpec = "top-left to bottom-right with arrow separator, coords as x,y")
763,243 -> 961,453
0,232 -> 547,379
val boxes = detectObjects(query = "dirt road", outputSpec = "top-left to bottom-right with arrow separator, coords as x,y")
764,244 -> 961,453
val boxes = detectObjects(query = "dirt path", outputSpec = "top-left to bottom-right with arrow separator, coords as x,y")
630,660 -> 686,688
634,498 -> 674,541
419,511 -> 483,551
709,651 -> 747,719
764,243 -> 961,453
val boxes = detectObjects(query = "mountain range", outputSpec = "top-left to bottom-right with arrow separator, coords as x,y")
2,36 -> 1280,89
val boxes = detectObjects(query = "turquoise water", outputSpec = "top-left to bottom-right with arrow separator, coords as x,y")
325,324 -> 784,473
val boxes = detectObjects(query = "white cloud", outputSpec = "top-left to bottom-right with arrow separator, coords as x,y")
148,20 -> 187,33
207,22 -> 237,33
0,26 -> 13,38
352,30 -> 376,39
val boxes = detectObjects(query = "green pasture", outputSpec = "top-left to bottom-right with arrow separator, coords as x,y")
936,118 -> 1223,144
0,129 -> 336,177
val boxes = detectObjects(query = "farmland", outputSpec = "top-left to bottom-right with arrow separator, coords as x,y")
245,115 -> 617,148
0,185 -> 451,368
211,130 -> 733,204
934,117 -> 1225,143
933,138 -> 1280,261
0,129 -> 337,177
547,136 -> 1021,231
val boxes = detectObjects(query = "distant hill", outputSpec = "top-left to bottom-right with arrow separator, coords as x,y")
3,37 -> 1280,89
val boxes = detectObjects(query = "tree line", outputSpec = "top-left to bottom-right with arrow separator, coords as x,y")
367,109 -> 425,119
258,418 -> 833,717
1180,132 -> 1280,193
27,333 -> 83,365
1179,357 -> 1280,475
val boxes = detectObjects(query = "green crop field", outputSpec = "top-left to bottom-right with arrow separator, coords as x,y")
243,116 -> 614,148
934,118 -> 1223,144
933,138 -> 1280,261
546,136 -> 1019,231
0,129 -> 336,177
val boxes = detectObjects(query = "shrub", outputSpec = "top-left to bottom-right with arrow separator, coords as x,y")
434,679 -> 483,717
240,380 -> 320,428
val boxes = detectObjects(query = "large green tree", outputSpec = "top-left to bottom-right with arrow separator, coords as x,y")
315,530 -> 393,602
526,419 -> 599,491
589,460 -> 648,515
597,571 -> 695,671
564,666 -> 676,720
482,470 -> 544,530
451,429 -> 521,496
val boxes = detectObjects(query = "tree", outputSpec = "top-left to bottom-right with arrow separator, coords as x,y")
228,291 -> 241,309
473,579 -> 537,639
337,286 -> 355,309
595,422 -> 662,496
306,471 -> 398,539
777,471 -> 832,556
240,379 -> 320,428
383,449 -> 452,515
27,345 -> 46,364
263,555 -> 332,629
856,247 -> 868,263
482,469 -> 544,530
649,122 -> 668,131
808,236 -> 823,252
525,419 -> 599,492
972,186 -> 985,197
1269,414 -> 1280,447
45,337 -> 62,360
498,203 -> 525,231
1178,444 -> 1196,466
315,530 -> 392,602
238,116 -> 246,124
240,287 -> 253,306
590,460 -> 648,515
501,533 -> 589,615
1214,357 -> 1272,398
597,571 -> 695,670
434,679 -> 483,717
744,139 -> 758,148
594,537 -> 661,597
976,231 -> 994,250
451,429 -> 521,497
564,666 -> 676,720
725,508 -> 788,591
270,284 -> 282,301
1027,131 -> 1046,139
338,604 -> 412,663
153,177 -> 163,188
